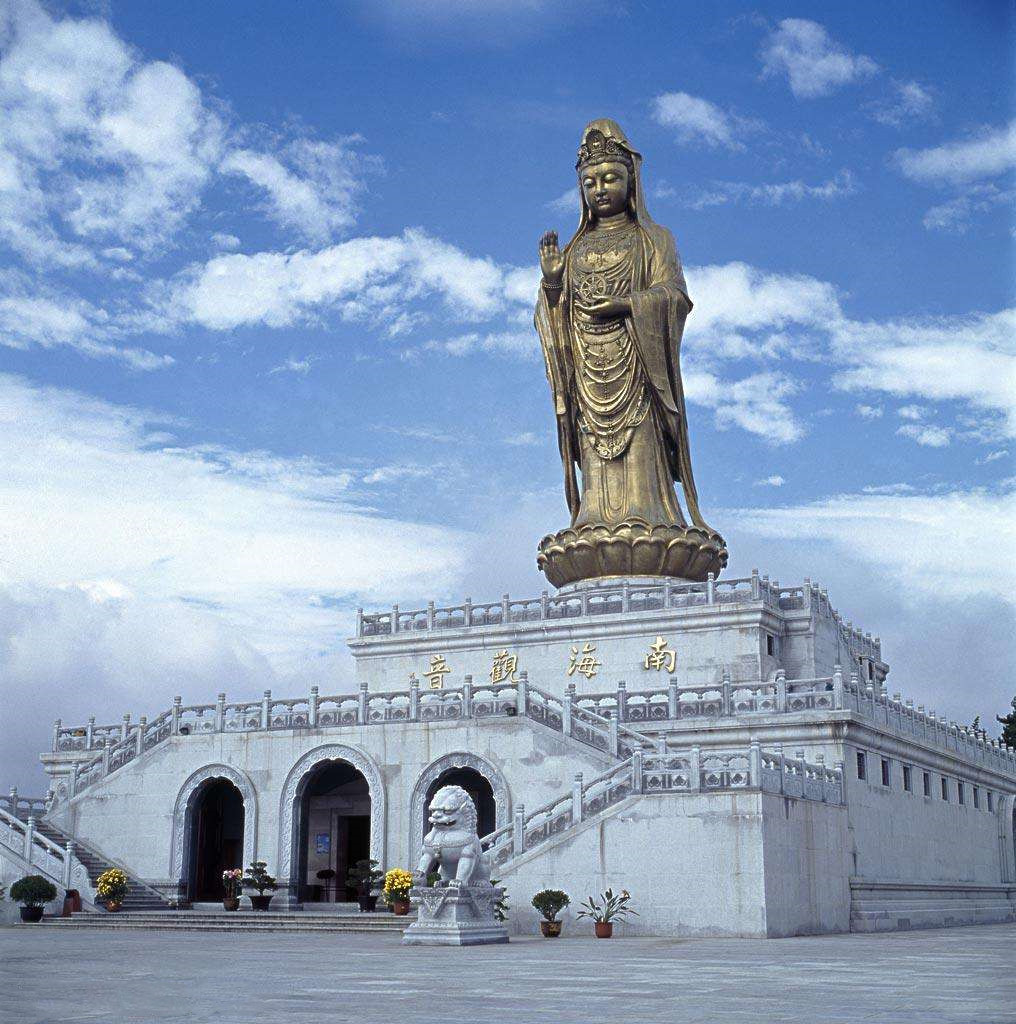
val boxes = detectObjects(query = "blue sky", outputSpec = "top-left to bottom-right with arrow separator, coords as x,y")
1,1 -> 1013,788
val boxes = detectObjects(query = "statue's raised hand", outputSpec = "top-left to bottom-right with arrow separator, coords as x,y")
539,230 -> 565,288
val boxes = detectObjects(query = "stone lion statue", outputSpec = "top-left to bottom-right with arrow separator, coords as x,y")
415,785 -> 491,887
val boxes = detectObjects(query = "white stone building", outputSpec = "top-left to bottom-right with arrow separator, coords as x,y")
3,572 -> 1015,935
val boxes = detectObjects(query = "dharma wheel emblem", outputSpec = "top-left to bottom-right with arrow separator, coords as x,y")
576,272 -> 607,304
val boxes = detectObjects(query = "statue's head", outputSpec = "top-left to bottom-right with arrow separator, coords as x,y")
576,122 -> 637,222
427,785 -> 477,832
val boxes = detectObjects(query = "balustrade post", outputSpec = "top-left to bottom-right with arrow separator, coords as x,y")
775,670 -> 787,712
261,690 -> 271,731
540,590 -> 549,620
751,568 -> 761,601
832,665 -> 844,709
102,744 -> 111,776
580,591 -> 589,617
24,815 -> 35,862
409,677 -> 420,721
663,578 -> 672,607
7,786 -> 16,815
135,716 -> 147,756
517,671 -> 528,718
459,674 -> 472,718
571,773 -> 583,824
391,604 -> 399,634
835,761 -> 845,804
309,686 -> 319,727
427,601 -> 435,630
358,682 -> 369,724
462,596 -> 472,627
689,745 -> 701,791
706,571 -> 715,604
616,681 -> 628,721
721,670 -> 731,717
69,762 -> 79,797
668,679 -> 678,720
749,741 -> 762,788
121,713 -> 131,743
171,696 -> 182,736
355,607 -> 363,637
52,719 -> 62,751
562,684 -> 574,737
86,716 -> 95,750
608,715 -> 619,758
63,842 -> 74,887
621,579 -> 630,613
513,805 -> 525,857
632,749 -> 643,792
502,593 -> 510,622
216,693 -> 227,732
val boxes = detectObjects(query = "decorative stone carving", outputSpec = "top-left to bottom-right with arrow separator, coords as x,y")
277,744 -> 386,883
170,764 -> 258,881
408,751 -> 510,864
403,785 -> 508,946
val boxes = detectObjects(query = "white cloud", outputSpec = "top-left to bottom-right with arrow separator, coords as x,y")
684,368 -> 806,445
869,80 -> 934,128
922,184 -> 1015,233
211,232 -> 240,250
895,121 -> 1016,186
861,483 -> 916,495
896,423 -> 952,447
267,355 -> 316,376
679,170 -> 857,210
546,188 -> 578,214
977,449 -> 1009,465
504,431 -> 540,447
855,404 -> 883,419
651,91 -> 757,149
755,475 -> 785,487
897,404 -> 926,421
759,19 -> 879,99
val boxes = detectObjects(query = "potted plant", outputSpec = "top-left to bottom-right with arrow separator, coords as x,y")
382,868 -> 413,915
222,869 -> 243,911
531,889 -> 570,937
95,868 -> 128,912
11,875 -> 57,922
346,858 -> 384,912
576,888 -> 638,938
242,861 -> 277,911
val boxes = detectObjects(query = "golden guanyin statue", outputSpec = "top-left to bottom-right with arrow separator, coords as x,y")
535,119 -> 728,587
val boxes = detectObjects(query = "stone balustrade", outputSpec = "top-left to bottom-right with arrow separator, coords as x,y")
0,805 -> 91,894
48,667 -> 1015,807
1,789 -> 50,818
482,743 -> 845,868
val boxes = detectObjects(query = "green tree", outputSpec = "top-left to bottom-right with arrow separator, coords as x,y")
997,697 -> 1016,749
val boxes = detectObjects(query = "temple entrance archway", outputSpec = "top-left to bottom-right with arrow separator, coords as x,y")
186,778 -> 244,901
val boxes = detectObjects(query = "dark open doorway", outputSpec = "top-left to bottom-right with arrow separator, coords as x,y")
187,778 -> 244,901
297,761 -> 371,903
424,767 -> 496,841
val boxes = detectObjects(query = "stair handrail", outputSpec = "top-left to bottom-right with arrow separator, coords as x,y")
0,806 -> 96,904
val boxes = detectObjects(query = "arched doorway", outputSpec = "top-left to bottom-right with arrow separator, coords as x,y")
187,778 -> 244,901
423,767 -> 496,842
295,760 -> 371,903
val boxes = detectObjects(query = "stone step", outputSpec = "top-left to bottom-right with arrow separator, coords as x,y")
850,904 -> 1016,932
851,899 -> 1015,912
42,915 -> 410,932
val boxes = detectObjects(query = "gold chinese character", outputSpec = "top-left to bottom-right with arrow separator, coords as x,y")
489,649 -> 519,685
567,642 -> 601,680
643,636 -> 677,673
424,654 -> 451,690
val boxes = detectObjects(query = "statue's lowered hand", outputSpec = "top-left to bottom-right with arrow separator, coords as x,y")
575,295 -> 631,320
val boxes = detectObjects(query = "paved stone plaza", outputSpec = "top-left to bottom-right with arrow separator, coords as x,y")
3,924 -> 1014,1024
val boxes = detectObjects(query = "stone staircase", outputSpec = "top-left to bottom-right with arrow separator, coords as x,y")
849,881 -> 1016,932
29,818 -> 173,911
40,908 -> 412,933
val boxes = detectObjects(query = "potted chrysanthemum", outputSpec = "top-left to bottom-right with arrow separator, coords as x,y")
95,868 -> 128,912
222,869 -> 243,911
382,868 -> 413,915
531,889 -> 570,937
242,861 -> 277,911
576,888 -> 638,938
11,875 -> 57,922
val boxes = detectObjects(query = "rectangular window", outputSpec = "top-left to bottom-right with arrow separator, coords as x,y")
973,786 -> 980,809
867,661 -> 874,680
856,751 -> 867,780
958,782 -> 965,805
903,765 -> 913,792
923,771 -> 931,797
880,758 -> 891,787
941,777 -> 949,800
766,634 -> 775,656
987,791 -> 994,812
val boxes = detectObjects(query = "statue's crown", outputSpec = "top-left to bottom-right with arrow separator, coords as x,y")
576,130 -> 634,171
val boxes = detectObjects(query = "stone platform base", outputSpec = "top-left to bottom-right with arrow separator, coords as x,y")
537,519 -> 727,587
402,884 -> 509,946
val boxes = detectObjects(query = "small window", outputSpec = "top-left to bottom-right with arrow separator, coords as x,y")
941,777 -> 949,800
766,633 -> 775,656
973,786 -> 980,809
902,765 -> 913,792
958,782 -> 965,805
880,758 -> 891,787
856,751 -> 867,780
922,771 -> 931,797
987,791 -> 994,812
867,661 -> 873,680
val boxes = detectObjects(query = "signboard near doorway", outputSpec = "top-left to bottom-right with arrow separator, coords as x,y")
315,832 -> 330,855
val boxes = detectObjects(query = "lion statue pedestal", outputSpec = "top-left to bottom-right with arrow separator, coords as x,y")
401,784 -> 509,946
